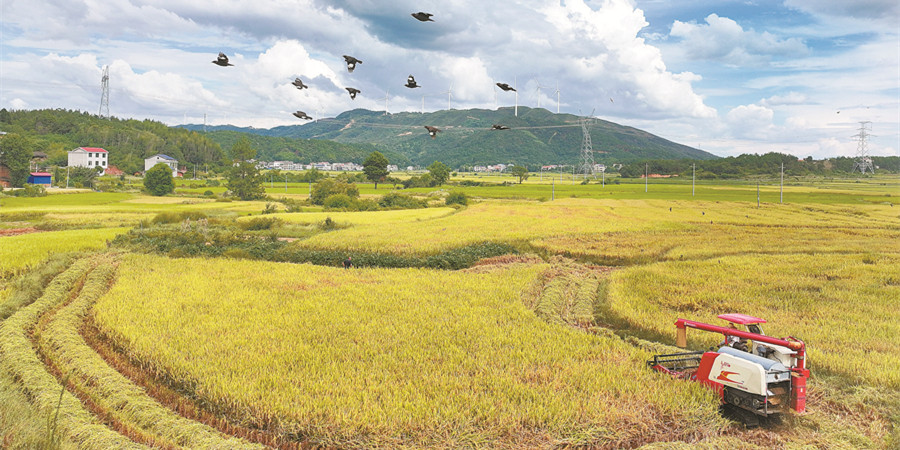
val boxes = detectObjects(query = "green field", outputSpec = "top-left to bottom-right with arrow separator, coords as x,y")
0,176 -> 898,448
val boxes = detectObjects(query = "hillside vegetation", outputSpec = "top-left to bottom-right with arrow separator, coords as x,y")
186,107 -> 718,167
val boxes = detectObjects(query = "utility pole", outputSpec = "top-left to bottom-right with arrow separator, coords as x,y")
645,163 -> 648,193
757,181 -> 760,208
780,162 -> 784,204
692,163 -> 695,197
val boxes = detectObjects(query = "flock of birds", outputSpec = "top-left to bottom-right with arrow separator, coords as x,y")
211,11 -> 522,139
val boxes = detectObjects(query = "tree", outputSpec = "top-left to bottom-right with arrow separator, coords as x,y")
427,161 -> 450,186
0,133 -> 34,187
362,151 -> 390,189
226,137 -> 265,200
510,165 -> 530,184
310,178 -> 359,205
144,163 -> 175,196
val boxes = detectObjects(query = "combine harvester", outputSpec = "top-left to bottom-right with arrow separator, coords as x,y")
647,314 -> 809,426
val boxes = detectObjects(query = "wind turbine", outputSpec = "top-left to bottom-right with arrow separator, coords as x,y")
380,89 -> 390,115
514,76 -> 518,117
441,83 -> 453,110
555,81 -> 560,114
535,79 -> 548,109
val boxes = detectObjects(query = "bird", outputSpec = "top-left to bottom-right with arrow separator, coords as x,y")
491,124 -> 510,130
424,125 -> 442,138
496,83 -> 516,92
293,111 -> 313,120
212,52 -> 233,67
404,75 -> 420,88
610,97 -> 614,103
292,78 -> 308,89
411,12 -> 434,22
345,87 -> 360,99
343,55 -> 362,73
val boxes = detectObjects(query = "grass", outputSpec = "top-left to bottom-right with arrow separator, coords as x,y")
93,253 -> 725,447
238,206 -> 457,226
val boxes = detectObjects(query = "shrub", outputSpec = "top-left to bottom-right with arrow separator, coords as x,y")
262,203 -> 278,214
379,192 -> 427,209
203,190 -> 215,197
239,217 -> 280,231
11,184 -> 47,197
323,194 -> 355,210
151,211 -> 208,225
445,191 -> 468,206
310,179 -> 359,205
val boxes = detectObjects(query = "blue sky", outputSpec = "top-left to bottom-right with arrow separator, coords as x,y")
1,0 -> 897,160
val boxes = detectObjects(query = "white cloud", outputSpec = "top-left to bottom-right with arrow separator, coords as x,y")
784,0 -> 900,21
725,104 -> 775,139
761,92 -> 809,107
670,14 -> 808,66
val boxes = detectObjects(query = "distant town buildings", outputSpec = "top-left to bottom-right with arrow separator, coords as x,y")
67,147 -> 108,176
144,154 -> 179,177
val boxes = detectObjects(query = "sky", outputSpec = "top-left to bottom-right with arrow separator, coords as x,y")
1,0 -> 898,159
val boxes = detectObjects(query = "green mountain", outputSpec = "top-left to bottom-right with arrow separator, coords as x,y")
184,107 -> 718,168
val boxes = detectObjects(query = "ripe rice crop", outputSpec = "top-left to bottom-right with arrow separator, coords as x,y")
0,227 -> 129,278
93,253 -> 724,447
240,207 -> 457,226
605,253 -> 900,389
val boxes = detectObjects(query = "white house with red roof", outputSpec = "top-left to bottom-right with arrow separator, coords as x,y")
67,147 -> 108,176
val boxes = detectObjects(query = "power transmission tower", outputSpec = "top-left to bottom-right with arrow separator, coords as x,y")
852,121 -> 875,174
579,113 -> 595,178
99,65 -> 110,119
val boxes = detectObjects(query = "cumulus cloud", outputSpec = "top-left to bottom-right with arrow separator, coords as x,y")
670,14 -> 808,66
725,104 -> 775,139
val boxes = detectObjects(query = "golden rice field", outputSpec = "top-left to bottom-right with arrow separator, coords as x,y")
92,253 -> 724,447
606,253 -> 900,389
239,206 -> 457,226
0,227 -> 129,278
292,198 -> 899,257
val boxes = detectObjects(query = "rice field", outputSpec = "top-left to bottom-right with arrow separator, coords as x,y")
238,206 -> 457,226
0,227 -> 129,278
92,253 -> 724,447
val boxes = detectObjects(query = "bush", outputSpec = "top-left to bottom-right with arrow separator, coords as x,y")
311,179 -> 359,205
445,191 -> 468,206
239,216 -> 280,231
323,194 -> 355,210
206,179 -> 220,187
203,190 -> 215,197
151,210 -> 208,225
378,192 -> 426,209
11,184 -> 47,197
262,202 -> 278,214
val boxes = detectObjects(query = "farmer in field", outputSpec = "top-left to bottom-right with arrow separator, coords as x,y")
343,256 -> 352,269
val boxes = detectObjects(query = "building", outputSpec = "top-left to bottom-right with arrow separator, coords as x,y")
27,172 -> 52,186
0,164 -> 11,188
144,154 -> 178,177
68,147 -> 109,176
104,165 -> 124,177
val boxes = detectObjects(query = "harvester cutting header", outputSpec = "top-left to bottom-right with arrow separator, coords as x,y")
648,314 -> 809,426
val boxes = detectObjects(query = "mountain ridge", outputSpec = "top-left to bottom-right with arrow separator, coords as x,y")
181,107 -> 718,168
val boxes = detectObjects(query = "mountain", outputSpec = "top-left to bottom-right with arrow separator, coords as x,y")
183,107 -> 718,168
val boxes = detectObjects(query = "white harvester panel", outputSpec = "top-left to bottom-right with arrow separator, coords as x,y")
709,347 -> 790,396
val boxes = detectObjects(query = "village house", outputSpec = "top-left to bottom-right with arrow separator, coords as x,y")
27,172 -> 52,186
67,147 -> 109,176
144,154 -> 178,177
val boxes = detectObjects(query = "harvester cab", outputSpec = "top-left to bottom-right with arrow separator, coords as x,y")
649,313 -> 809,426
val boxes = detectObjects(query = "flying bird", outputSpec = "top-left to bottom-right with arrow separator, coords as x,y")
343,55 -> 362,73
424,125 -> 442,138
491,124 -> 510,130
293,111 -> 313,120
405,75 -> 420,88
292,78 -> 308,89
345,87 -> 361,99
411,12 -> 434,22
610,97 -> 614,103
496,83 -> 516,92
212,52 -> 233,67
